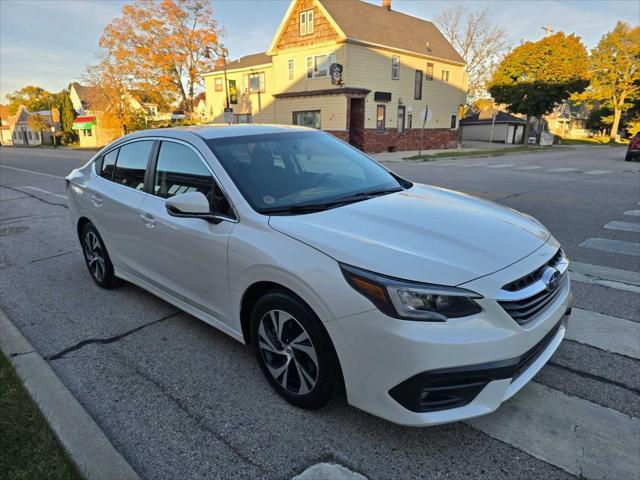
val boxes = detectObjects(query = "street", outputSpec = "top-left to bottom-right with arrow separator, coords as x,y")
0,145 -> 639,480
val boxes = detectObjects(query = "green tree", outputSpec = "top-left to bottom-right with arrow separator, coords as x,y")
488,32 -> 590,142
578,22 -> 640,140
5,86 -> 52,114
57,89 -> 76,133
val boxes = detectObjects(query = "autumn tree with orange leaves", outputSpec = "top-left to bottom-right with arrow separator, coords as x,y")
98,0 -> 220,115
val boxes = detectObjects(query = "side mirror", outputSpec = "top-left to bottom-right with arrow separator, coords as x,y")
165,192 -> 214,219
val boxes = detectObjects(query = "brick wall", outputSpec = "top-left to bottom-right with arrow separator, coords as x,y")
359,128 -> 460,153
326,130 -> 349,142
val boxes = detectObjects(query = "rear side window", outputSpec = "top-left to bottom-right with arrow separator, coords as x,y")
100,149 -> 118,179
112,141 -> 153,191
153,141 -> 234,217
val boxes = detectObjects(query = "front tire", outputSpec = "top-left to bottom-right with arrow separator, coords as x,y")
250,290 -> 339,409
80,223 -> 117,288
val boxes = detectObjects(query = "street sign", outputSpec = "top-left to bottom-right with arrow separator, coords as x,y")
420,107 -> 432,124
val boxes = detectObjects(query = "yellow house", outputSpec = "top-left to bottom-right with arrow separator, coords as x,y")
204,0 -> 467,153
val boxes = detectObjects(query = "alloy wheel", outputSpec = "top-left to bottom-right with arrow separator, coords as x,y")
257,309 -> 319,395
83,231 -> 106,282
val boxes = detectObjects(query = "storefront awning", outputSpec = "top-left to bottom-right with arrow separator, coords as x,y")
72,116 -> 97,130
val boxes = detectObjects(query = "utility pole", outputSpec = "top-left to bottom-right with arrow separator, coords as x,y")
48,99 -> 57,147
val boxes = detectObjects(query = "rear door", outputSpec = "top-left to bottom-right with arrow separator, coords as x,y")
137,140 -> 236,324
89,139 -> 155,276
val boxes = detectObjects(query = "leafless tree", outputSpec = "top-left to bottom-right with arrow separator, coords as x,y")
435,6 -> 510,100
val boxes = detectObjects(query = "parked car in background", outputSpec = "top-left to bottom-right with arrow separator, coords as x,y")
625,133 -> 640,161
65,125 -> 572,426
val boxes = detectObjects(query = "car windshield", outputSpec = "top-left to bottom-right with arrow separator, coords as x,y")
206,131 -> 408,214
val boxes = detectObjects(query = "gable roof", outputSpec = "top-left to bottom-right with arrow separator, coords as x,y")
70,82 -> 102,110
208,52 -> 272,74
268,0 -> 464,64
460,109 -> 526,125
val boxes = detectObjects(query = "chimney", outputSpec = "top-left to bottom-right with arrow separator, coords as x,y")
382,0 -> 391,11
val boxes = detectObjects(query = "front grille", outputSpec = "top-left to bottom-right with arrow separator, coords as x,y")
511,320 -> 561,382
503,249 -> 564,292
498,249 -> 568,325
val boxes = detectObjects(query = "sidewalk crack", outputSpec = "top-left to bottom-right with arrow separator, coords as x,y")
47,311 -> 180,361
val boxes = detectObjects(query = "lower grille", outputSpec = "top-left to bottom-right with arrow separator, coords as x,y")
499,274 -> 568,324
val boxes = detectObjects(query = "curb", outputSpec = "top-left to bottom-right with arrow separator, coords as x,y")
0,308 -> 140,480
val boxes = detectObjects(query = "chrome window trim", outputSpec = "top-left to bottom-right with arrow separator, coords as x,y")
93,135 -> 240,223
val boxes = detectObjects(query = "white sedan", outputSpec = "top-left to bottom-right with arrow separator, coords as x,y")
66,125 -> 572,426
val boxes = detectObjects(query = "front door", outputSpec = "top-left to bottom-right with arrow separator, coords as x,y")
137,140 -> 235,325
348,98 -> 365,151
397,106 -> 406,134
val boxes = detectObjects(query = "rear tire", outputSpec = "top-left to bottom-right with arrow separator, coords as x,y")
250,290 -> 339,409
80,223 -> 117,289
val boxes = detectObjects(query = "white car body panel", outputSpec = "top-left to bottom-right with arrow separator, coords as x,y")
66,125 -> 572,426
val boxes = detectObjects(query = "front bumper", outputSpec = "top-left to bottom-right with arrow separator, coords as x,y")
325,273 -> 572,426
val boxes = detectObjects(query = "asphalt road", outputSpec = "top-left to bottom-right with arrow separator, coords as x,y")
0,144 -> 638,480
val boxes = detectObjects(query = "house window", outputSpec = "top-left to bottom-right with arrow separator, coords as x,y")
426,62 -> 434,81
450,114 -> 457,129
376,105 -> 386,132
288,59 -> 295,81
234,114 -> 252,124
214,77 -> 223,92
28,131 -> 32,140
83,129 -> 92,137
292,110 -> 321,129
414,70 -> 423,99
300,9 -> 314,36
391,56 -> 400,80
441,70 -> 450,82
306,53 -> 336,78
407,113 -> 412,129
245,72 -> 265,93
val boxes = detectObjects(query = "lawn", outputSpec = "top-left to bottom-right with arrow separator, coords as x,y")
557,137 -> 629,146
405,145 -> 538,161
0,352 -> 83,480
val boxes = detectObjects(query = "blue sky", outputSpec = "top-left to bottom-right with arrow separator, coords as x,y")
1,0 -> 637,100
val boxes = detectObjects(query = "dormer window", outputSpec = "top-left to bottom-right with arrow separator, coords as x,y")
300,10 -> 314,36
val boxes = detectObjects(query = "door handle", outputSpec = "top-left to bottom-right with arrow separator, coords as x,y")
90,194 -> 103,207
139,212 -> 156,228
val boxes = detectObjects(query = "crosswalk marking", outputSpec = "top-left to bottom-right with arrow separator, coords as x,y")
515,165 -> 543,170
468,383 -> 640,480
585,169 -> 611,175
624,209 -> 640,217
485,164 -> 514,168
567,308 -> 639,358
570,261 -> 640,293
604,221 -> 640,233
580,238 -> 640,256
548,167 -> 577,172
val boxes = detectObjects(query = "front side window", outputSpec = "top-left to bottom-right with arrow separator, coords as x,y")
206,131 -> 406,214
112,141 -> 153,190
292,110 -> 321,129
441,70 -> 450,82
214,77 -> 223,92
414,70 -> 423,99
450,114 -> 457,129
376,105 -> 386,132
153,141 -> 233,216
100,148 -> 118,179
426,62 -> 434,81
391,56 -> 400,80
306,53 -> 336,78
300,10 -> 314,36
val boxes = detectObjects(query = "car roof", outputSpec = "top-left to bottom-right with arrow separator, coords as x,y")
126,124 -> 315,142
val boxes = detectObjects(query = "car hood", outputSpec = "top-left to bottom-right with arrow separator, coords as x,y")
268,184 -> 550,285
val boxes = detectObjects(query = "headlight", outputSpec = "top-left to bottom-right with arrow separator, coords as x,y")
340,264 -> 482,321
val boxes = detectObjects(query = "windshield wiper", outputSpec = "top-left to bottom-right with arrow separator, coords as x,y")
260,187 -> 404,215
351,187 -> 404,198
